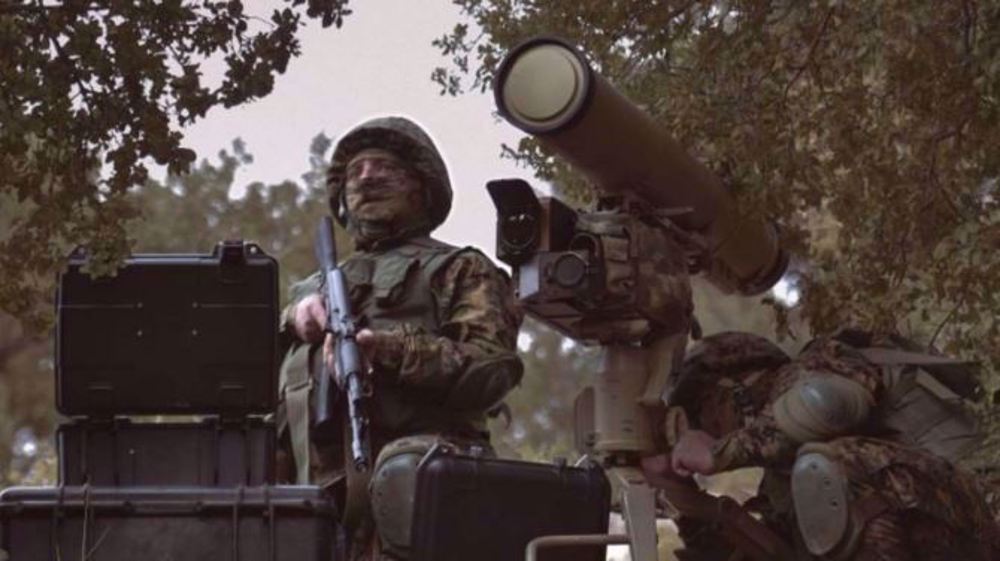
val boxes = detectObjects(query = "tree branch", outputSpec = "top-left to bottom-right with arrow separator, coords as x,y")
0,1 -> 107,14
782,7 -> 835,101
929,300 -> 962,348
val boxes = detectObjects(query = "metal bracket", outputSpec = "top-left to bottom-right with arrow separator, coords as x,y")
608,467 -> 659,561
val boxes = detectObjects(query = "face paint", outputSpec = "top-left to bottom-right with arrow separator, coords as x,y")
344,151 -> 425,223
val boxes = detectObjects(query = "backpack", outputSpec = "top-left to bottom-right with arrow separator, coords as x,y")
834,329 -> 983,462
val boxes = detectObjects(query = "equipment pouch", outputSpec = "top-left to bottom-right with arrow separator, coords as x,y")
373,257 -> 419,307
341,257 -> 374,303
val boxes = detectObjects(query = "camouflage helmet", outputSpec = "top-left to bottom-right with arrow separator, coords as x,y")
666,331 -> 791,408
326,116 -> 453,230
682,331 -> 791,375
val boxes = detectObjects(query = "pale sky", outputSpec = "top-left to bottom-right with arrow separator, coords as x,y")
181,0 -> 539,258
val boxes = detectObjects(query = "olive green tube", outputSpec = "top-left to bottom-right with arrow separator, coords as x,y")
494,37 -> 787,295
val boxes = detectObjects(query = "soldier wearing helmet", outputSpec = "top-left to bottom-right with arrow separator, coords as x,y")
276,116 -> 524,561
643,331 -> 1000,561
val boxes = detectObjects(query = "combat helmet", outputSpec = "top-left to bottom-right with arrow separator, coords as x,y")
682,331 -> 791,376
665,331 -> 791,407
326,116 -> 453,231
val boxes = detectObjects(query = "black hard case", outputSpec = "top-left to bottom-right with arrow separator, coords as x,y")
411,452 -> 611,561
58,418 -> 275,486
0,485 -> 342,561
55,242 -> 279,416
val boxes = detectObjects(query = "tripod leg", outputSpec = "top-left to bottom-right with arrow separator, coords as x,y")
610,467 -> 659,561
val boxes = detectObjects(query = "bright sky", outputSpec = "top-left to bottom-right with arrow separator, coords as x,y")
181,0 -> 538,258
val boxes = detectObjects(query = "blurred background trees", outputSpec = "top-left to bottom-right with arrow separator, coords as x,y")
3,0 -> 999,491
0,0 -> 351,331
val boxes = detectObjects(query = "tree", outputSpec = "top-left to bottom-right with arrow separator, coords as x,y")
128,134 -> 340,295
433,0 -> 1000,390
0,0 -> 352,331
0,312 -> 52,486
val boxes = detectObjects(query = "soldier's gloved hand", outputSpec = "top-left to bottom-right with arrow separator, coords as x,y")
293,293 -> 327,343
355,328 -> 405,370
322,328 -> 404,388
670,429 -> 719,477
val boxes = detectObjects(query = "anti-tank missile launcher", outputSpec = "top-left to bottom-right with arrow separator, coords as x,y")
488,37 -> 793,561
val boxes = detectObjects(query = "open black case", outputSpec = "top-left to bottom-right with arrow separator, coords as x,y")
55,241 -> 279,416
1,241 -> 343,561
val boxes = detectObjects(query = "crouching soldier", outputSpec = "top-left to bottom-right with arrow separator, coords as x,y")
643,330 -> 1000,561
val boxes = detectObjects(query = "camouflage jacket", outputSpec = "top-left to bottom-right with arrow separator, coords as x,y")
280,236 -> 524,440
684,334 -> 886,472
670,332 -> 1000,560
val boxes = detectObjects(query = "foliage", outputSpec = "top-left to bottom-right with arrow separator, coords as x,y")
0,313 -> 52,487
0,0 -> 352,332
128,134 -> 340,295
433,0 -> 1000,393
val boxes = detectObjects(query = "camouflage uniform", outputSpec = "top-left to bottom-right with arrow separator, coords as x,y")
667,332 -> 999,561
277,117 -> 523,561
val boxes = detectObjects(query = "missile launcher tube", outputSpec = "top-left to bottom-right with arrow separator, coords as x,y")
494,37 -> 787,295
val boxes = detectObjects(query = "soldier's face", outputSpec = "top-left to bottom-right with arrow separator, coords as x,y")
344,149 -> 425,223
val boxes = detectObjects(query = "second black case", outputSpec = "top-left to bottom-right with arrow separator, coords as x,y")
411,451 -> 611,561
58,417 -> 275,486
0,485 -> 342,561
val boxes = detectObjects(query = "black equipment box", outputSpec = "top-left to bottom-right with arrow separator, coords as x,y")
411,452 -> 611,561
58,418 -> 275,486
0,485 -> 342,561
55,241 -> 279,416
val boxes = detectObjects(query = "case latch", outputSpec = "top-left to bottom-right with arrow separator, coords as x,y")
216,240 -> 250,283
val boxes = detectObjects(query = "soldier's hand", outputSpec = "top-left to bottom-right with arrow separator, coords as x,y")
322,328 -> 397,388
355,328 -> 405,369
293,293 -> 327,343
670,429 -> 718,477
640,453 -> 686,487
322,332 -> 338,385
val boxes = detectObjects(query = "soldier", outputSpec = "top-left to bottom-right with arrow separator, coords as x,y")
642,330 -> 1000,560
276,116 -> 524,560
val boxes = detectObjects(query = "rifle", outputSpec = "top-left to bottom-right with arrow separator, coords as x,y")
313,215 -> 372,472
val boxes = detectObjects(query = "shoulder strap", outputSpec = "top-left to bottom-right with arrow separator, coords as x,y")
859,347 -> 981,400
279,342 -> 319,484
406,236 -> 457,250
858,347 -> 969,366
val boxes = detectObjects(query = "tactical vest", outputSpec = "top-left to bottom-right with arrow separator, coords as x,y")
339,237 -> 490,439
279,237 -> 493,484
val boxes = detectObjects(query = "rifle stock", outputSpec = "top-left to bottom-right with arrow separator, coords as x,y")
313,216 -> 372,472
